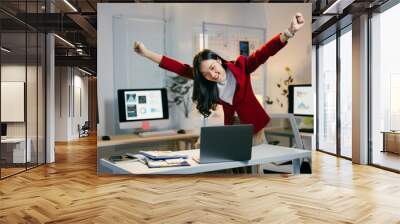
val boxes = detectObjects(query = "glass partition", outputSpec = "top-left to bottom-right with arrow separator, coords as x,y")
1,30 -> 28,177
339,27 -> 352,158
370,4 -> 400,171
0,2 -> 46,179
317,35 -> 337,155
27,30 -> 38,169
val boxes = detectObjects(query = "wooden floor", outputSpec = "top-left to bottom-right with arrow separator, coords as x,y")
1,136 -> 400,223
372,150 -> 400,171
1,167 -> 26,178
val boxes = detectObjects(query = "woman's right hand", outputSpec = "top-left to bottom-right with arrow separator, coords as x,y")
133,41 -> 147,57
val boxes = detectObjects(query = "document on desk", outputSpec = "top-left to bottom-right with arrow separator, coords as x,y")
126,152 -> 190,168
138,150 -> 188,160
146,158 -> 190,168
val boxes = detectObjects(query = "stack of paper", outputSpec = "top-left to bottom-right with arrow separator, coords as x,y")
127,151 -> 190,168
145,158 -> 190,168
138,151 -> 188,160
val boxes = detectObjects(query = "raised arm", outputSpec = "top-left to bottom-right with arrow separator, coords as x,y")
133,41 -> 193,79
134,41 -> 162,64
245,13 -> 305,74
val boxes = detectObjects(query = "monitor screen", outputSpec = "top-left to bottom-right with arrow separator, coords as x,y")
288,85 -> 313,116
1,123 -> 7,137
118,88 -> 169,122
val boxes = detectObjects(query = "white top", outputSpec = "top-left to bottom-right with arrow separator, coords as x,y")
217,68 -> 236,105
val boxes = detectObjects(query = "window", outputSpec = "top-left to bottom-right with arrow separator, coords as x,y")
370,3 -> 400,171
317,35 -> 337,154
339,27 -> 352,158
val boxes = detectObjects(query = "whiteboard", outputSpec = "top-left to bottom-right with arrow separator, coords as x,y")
1,82 -> 25,122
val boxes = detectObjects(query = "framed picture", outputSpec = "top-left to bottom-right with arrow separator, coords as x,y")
239,40 -> 249,56
288,84 -> 313,117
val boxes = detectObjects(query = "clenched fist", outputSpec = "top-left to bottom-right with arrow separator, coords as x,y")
133,41 -> 147,57
288,13 -> 305,35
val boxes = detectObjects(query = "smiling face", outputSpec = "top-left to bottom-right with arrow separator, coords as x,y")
199,59 -> 227,83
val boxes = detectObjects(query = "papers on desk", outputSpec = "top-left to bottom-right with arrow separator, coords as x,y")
126,152 -> 190,168
138,150 -> 188,160
145,158 -> 190,168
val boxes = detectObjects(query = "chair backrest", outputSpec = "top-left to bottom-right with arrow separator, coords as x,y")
82,121 -> 90,128
264,113 -> 304,149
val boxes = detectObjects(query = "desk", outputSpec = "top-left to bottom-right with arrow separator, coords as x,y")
98,131 -> 199,149
97,132 -> 199,173
100,144 -> 311,175
1,138 -> 31,164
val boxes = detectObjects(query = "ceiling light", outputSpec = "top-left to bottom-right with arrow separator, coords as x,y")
322,0 -> 354,14
63,0 -> 78,12
1,47 -> 11,53
78,67 -> 92,76
54,34 -> 75,48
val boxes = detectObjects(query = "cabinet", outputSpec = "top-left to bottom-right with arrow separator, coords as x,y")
382,131 -> 400,154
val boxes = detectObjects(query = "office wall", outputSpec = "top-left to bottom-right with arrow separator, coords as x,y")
98,4 -> 165,136
1,65 -> 40,138
98,3 -> 311,136
55,67 -> 68,141
164,4 -> 270,129
55,67 -> 89,141
264,4 -> 312,114
73,73 -> 89,138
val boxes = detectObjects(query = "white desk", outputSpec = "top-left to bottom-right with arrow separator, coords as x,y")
1,138 -> 31,163
97,132 -> 200,173
100,144 -> 311,175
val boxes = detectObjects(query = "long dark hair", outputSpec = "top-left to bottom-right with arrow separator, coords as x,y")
192,49 -> 228,117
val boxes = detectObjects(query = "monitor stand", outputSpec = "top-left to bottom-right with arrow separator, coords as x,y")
133,121 -> 153,134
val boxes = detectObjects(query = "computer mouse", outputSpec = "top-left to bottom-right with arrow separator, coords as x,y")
102,135 -> 111,141
177,129 -> 186,134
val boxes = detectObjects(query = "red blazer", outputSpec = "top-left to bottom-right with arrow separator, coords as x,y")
159,33 -> 287,134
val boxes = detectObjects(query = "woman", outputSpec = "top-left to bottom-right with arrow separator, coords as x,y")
134,13 -> 305,145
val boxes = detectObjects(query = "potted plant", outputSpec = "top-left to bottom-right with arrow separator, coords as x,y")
265,66 -> 294,108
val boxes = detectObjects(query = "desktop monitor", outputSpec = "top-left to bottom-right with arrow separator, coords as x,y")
117,88 -> 169,129
288,84 -> 313,117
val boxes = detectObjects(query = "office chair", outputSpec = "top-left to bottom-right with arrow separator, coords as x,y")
78,121 -> 90,138
262,113 -> 311,174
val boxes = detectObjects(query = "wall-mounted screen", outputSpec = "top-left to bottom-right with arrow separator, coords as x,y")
1,82 -> 25,122
288,84 -> 313,116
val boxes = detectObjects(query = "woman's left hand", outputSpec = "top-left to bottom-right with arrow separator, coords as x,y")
289,13 -> 305,35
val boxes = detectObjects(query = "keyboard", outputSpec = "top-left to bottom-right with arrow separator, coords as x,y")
138,130 -> 177,137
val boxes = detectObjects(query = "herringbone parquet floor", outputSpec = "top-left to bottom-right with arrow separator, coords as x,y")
1,136 -> 400,224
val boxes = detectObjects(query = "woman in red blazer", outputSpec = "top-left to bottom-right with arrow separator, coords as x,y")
134,13 -> 304,145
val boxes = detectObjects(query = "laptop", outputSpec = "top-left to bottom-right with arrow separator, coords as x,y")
193,124 -> 253,164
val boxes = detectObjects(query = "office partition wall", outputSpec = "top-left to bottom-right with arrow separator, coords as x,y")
0,1 -> 47,179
